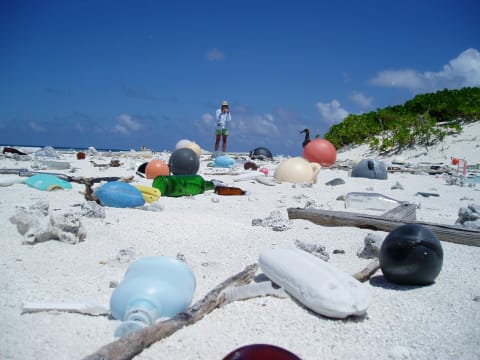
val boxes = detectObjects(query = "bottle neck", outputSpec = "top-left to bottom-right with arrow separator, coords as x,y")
114,299 -> 161,337
204,180 -> 214,191
124,299 -> 160,326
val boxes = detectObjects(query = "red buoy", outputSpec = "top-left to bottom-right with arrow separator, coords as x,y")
303,138 -> 336,166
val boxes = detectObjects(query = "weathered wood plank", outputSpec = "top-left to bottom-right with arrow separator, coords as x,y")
287,207 -> 480,247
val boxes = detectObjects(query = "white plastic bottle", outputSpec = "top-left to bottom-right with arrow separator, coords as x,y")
110,256 -> 196,337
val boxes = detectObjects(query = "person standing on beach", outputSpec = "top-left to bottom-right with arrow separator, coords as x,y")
214,100 -> 232,154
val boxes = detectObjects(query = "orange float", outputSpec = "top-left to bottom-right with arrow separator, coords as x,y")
145,160 -> 170,179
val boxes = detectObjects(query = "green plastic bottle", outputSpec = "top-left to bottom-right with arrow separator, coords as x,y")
152,175 -> 215,197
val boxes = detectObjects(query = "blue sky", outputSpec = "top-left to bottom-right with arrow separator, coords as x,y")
1,0 -> 479,156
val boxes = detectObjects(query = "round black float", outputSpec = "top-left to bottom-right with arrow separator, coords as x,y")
380,224 -> 443,285
168,148 -> 200,175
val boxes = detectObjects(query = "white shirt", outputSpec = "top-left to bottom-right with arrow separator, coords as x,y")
216,109 -> 231,130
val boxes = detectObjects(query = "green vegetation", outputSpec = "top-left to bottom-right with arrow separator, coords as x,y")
324,87 -> 480,153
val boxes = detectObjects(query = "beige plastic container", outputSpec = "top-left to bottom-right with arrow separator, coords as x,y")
273,157 -> 321,184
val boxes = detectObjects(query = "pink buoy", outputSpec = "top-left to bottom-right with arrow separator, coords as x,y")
258,167 -> 269,175
303,138 -> 336,167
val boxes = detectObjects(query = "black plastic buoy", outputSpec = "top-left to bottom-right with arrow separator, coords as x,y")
380,224 -> 443,285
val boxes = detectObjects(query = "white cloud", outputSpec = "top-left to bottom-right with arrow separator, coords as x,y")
205,48 -> 226,62
29,121 -> 45,132
74,122 -> 84,132
349,91 -> 374,109
113,114 -> 142,134
233,112 -> 280,137
200,112 -> 214,126
250,113 -> 279,136
316,100 -> 349,123
371,48 -> 480,91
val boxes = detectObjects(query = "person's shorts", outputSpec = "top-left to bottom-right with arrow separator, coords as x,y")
215,128 -> 229,136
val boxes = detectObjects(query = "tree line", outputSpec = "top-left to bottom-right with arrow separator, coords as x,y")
324,87 -> 480,153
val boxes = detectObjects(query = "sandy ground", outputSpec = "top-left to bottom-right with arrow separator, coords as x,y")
1,122 -> 479,360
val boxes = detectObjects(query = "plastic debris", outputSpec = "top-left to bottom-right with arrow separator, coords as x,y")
21,301 -> 109,316
223,281 -> 288,304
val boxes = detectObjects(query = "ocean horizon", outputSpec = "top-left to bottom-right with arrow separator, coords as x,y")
1,144 -> 281,157
1,143 -> 138,153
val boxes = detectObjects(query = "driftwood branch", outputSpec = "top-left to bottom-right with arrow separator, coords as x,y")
352,259 -> 380,282
73,177 -> 133,202
83,263 -> 258,360
387,167 -> 451,175
287,207 -> 480,247
14,170 -> 134,202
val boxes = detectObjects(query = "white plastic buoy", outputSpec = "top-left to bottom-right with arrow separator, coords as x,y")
259,248 -> 371,318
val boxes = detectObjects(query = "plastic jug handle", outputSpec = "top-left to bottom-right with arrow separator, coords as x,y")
310,163 -> 321,183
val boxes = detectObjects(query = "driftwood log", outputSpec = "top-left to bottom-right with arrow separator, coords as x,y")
287,207 -> 480,247
83,263 -> 258,360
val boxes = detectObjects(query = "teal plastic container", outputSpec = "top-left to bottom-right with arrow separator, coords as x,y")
110,256 -> 196,337
24,174 -> 72,191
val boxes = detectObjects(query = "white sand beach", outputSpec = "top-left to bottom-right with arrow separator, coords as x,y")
1,122 -> 480,360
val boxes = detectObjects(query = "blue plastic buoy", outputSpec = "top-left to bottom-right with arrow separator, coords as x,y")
94,181 -> 145,208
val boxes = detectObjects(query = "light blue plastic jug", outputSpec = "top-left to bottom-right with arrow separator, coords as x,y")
214,155 -> 235,168
110,256 -> 196,337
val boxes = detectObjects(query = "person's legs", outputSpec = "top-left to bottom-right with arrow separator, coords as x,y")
214,133 -> 221,152
222,135 -> 228,153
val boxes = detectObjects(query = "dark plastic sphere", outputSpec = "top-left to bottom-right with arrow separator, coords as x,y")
351,159 -> 388,180
249,147 -> 273,160
222,344 -> 301,360
380,224 -> 443,285
168,148 -> 200,175
244,161 -> 258,170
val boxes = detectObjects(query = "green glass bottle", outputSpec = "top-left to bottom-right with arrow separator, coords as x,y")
152,175 -> 215,197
